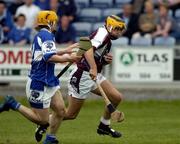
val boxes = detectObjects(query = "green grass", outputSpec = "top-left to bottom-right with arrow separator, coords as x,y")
0,98 -> 180,144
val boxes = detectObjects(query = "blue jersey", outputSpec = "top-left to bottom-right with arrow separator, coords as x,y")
29,28 -> 59,90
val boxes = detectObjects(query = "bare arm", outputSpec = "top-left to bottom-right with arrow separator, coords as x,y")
57,43 -> 79,55
104,53 -> 113,64
48,54 -> 81,63
16,40 -> 27,46
163,0 -> 180,6
153,24 -> 162,37
156,25 -> 161,31
162,21 -> 172,34
85,48 -> 97,69
84,47 -> 97,80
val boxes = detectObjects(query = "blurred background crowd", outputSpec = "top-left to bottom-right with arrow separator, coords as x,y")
0,0 -> 180,46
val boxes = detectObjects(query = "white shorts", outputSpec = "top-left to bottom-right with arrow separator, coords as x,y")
68,67 -> 106,99
26,78 -> 60,109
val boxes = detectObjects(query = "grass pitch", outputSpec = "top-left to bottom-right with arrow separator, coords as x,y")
0,98 -> 180,144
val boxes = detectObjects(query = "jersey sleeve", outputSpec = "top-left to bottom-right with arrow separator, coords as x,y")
91,27 -> 108,49
42,40 -> 56,61
40,31 -> 57,61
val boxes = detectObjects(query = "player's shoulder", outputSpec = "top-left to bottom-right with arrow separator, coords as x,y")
96,26 -> 108,36
38,29 -> 52,37
90,26 -> 109,41
36,29 -> 54,42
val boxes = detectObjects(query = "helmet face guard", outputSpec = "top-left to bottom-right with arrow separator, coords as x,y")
113,26 -> 126,31
105,15 -> 127,40
106,15 -> 126,31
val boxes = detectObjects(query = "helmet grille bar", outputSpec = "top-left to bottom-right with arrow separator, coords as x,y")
109,15 -> 125,23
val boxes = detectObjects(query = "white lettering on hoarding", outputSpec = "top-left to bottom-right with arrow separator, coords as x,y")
113,48 -> 173,82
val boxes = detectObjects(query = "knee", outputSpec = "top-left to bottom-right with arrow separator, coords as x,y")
64,112 -> 77,120
37,117 -> 49,125
56,107 -> 66,118
113,93 -> 123,105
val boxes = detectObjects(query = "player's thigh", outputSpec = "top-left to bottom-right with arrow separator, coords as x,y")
92,80 -> 123,104
65,96 -> 85,119
50,90 -> 65,116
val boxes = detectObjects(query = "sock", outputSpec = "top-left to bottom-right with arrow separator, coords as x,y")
14,102 -> 21,110
100,117 -> 110,125
6,96 -> 21,110
10,99 -> 21,110
46,134 -> 56,139
45,134 -> 59,143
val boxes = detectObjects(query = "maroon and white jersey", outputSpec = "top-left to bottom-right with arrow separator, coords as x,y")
77,25 -> 112,73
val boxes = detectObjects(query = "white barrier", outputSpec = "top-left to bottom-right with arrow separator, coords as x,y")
0,46 -> 76,82
112,47 -> 174,83
0,46 -> 175,83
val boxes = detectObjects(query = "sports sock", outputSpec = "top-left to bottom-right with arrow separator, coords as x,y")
46,134 -> 56,139
100,117 -> 110,125
6,96 -> 21,110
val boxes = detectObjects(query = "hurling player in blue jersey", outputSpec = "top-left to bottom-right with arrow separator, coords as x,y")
63,15 -> 127,138
0,11 -> 81,144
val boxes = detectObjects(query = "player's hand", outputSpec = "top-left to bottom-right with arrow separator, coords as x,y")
89,68 -> 97,81
104,53 -> 113,64
66,43 -> 80,54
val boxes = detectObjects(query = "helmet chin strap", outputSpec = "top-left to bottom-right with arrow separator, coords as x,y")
50,21 -> 57,32
46,20 -> 56,31
47,22 -> 54,32
47,24 -> 51,30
